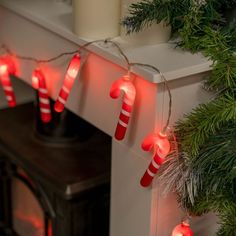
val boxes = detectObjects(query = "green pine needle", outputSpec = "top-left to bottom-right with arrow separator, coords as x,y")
122,0 -> 190,34
176,93 -> 236,157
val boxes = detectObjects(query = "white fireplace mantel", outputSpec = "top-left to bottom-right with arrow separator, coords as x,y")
0,0 -> 212,83
0,1 -> 218,235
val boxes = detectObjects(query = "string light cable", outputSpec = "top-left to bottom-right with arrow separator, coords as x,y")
0,39 -> 172,134
129,62 -> 172,134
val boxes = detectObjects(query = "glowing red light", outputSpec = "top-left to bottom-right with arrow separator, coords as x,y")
48,219 -> 53,236
110,75 -> 136,140
32,75 -> 39,89
0,56 -> 16,75
32,69 -> 52,123
0,56 -> 16,107
14,211 -> 43,229
140,132 -> 170,187
54,54 -> 81,113
0,64 -> 7,74
172,222 -> 194,236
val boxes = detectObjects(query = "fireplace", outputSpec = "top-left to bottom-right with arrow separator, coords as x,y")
0,102 -> 111,236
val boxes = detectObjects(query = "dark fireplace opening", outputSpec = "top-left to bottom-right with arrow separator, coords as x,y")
0,102 -> 111,236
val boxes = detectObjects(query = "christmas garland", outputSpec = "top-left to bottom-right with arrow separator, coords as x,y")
123,0 -> 236,235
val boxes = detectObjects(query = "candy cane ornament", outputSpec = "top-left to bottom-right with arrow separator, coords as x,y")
0,56 -> 16,107
54,53 -> 81,113
32,69 -> 52,123
110,75 -> 136,140
140,132 -> 170,187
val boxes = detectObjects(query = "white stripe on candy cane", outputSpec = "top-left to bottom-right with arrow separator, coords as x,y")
121,109 -> 131,117
118,119 -> 128,127
147,169 -> 155,177
58,96 -> 66,105
3,86 -> 13,91
62,85 -> 70,94
40,108 -> 51,113
6,95 -> 13,101
39,98 -> 50,104
123,98 -> 133,106
39,88 -> 48,94
152,159 -> 160,169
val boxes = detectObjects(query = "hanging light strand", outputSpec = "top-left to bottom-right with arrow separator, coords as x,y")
0,39 -> 172,132
130,62 -> 172,133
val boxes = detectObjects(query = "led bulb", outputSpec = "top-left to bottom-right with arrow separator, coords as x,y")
0,57 -> 16,107
110,75 -> 136,140
142,132 -> 170,157
0,56 -> 16,75
0,65 -> 8,75
32,75 -> 39,89
54,54 -> 81,113
140,132 -> 170,187
32,69 -> 52,123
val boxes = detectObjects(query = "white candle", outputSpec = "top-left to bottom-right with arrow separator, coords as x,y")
72,0 -> 121,39
121,0 -> 171,45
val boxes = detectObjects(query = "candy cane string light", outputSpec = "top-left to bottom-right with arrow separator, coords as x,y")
110,74 -> 136,140
0,56 -> 16,107
32,69 -> 52,123
129,62 -> 173,187
0,41 -> 173,141
140,132 -> 170,187
54,53 -> 81,113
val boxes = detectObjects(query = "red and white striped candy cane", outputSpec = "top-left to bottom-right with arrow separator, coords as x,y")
32,69 -> 52,123
54,54 -> 81,113
0,57 -> 16,107
110,75 -> 136,140
140,132 -> 170,187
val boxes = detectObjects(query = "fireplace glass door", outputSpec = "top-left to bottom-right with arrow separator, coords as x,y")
11,168 -> 48,236
0,102 -> 111,236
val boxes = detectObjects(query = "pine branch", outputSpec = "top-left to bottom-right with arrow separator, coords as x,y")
192,122 -> 236,194
122,0 -> 225,36
175,93 -> 236,157
179,21 -> 236,92
222,20 -> 236,51
185,192 -> 236,235
159,122 -> 236,205
122,0 -> 191,34
187,193 -> 236,236
206,56 -> 236,92
217,203 -> 236,236
218,0 -> 236,9
158,152 -> 202,205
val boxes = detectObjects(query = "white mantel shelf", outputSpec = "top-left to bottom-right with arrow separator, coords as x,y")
0,0 -> 212,83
